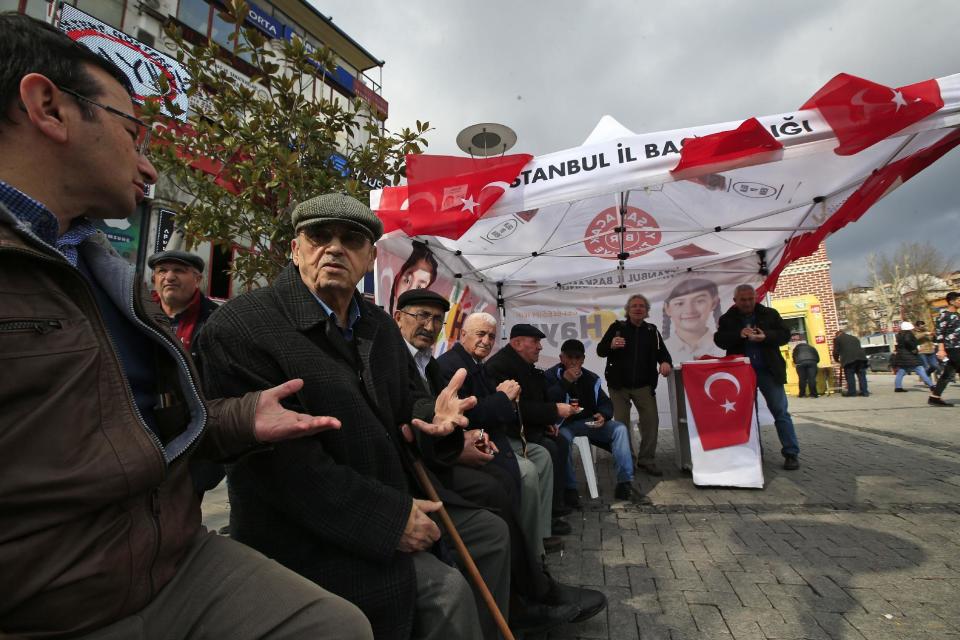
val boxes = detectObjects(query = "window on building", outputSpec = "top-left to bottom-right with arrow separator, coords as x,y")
73,0 -> 124,27
208,243 -> 234,299
177,0 -> 211,36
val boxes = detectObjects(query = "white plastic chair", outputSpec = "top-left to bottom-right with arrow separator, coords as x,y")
572,436 -> 599,499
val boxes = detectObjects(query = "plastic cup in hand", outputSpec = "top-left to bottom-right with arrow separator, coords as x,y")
569,398 -> 580,413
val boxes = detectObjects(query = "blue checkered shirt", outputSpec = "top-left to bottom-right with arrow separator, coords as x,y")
0,180 -> 98,266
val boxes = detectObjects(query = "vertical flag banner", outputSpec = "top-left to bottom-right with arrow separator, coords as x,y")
682,358 -> 764,488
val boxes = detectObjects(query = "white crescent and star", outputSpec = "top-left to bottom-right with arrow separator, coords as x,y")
703,371 -> 740,414
460,195 -> 479,213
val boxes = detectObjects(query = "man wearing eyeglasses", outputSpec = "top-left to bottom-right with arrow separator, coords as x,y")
0,13 -> 373,640
196,193 -> 487,640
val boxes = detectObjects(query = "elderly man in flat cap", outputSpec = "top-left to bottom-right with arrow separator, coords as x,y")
148,250 -> 219,356
197,193 -> 486,640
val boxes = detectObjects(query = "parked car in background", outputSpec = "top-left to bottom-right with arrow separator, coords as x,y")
864,344 -> 892,372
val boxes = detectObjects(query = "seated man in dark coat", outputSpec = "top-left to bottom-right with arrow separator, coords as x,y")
198,194 -> 485,640
435,311 -> 607,629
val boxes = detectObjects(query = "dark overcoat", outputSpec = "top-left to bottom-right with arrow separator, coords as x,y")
714,302 -> 791,384
197,262 -> 461,640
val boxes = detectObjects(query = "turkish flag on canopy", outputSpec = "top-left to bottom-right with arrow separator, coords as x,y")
800,73 -> 944,156
682,357 -> 756,451
375,153 -> 532,239
671,118 -> 783,179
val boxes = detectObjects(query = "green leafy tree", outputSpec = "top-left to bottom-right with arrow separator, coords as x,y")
141,0 -> 430,286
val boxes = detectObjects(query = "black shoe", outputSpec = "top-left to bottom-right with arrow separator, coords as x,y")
564,488 -> 581,509
543,536 -> 563,554
895,388 -> 908,392
798,394 -> 806,398
783,455 -> 800,470
811,394 -> 819,398
509,600 -> 580,634
929,396 -> 953,407
543,580 -> 608,623
614,482 -> 633,500
551,518 -> 572,536
637,461 -> 663,477
553,504 -> 572,517
859,392 -> 869,397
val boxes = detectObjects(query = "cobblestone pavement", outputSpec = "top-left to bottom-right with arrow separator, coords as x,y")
202,373 -> 960,639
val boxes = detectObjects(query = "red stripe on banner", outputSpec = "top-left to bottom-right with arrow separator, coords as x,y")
800,73 -> 944,156
671,118 -> 783,179
759,128 -> 960,297
682,357 -> 756,451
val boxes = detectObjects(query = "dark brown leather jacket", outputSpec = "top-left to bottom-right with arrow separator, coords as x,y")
0,209 -> 259,638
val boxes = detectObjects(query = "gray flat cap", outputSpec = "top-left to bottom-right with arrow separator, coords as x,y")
148,250 -> 204,272
291,193 -> 384,241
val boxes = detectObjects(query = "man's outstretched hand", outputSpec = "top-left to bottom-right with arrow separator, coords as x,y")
253,379 -> 341,443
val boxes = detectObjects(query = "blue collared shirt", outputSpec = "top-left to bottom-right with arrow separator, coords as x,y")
311,292 -> 361,340
0,180 -> 98,267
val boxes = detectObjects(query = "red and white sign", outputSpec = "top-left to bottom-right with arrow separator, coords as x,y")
58,5 -> 190,121
681,357 -> 764,488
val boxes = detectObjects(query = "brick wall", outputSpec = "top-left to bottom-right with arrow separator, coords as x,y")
769,243 -> 842,384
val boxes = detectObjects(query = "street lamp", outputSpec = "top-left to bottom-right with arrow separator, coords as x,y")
456,122 -> 517,157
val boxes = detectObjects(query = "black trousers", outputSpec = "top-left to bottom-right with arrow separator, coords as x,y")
795,362 -> 818,397
932,348 -> 960,397
446,464 -> 550,601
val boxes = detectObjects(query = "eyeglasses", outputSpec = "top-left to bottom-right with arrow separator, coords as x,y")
56,85 -> 152,156
301,226 -> 371,250
399,309 -> 445,326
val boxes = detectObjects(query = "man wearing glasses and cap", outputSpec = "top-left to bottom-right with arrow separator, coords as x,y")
0,14 -> 371,639
197,193 -> 487,639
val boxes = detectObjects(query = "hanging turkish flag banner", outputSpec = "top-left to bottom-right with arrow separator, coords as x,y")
682,356 -> 756,450
800,73 -> 944,156
671,118 -> 783,179
374,153 -> 532,239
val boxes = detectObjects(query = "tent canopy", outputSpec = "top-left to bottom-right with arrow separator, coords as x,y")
372,71 -> 960,329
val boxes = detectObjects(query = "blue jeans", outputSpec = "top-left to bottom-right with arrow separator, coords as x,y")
919,353 -> 941,375
755,368 -> 800,457
895,365 -> 934,389
559,418 -> 634,486
843,361 -> 869,396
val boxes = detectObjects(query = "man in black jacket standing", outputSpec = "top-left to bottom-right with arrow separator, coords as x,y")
833,329 -> 869,397
791,340 -> 820,398
714,284 -> 800,470
597,294 -> 673,476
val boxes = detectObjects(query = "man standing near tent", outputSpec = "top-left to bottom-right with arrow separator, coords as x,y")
929,291 -> 960,406
597,294 -> 673,477
833,329 -> 869,397
714,284 -> 800,470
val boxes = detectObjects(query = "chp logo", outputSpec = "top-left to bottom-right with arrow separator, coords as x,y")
583,206 -> 661,260
59,5 -> 190,121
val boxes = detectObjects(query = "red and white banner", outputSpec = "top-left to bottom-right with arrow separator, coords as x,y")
682,357 -> 756,450
58,5 -> 190,121
681,357 -> 764,488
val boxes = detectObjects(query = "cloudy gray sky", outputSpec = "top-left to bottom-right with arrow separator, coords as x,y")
318,0 -> 960,289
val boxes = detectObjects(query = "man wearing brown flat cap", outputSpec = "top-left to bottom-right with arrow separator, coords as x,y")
197,192 -> 487,639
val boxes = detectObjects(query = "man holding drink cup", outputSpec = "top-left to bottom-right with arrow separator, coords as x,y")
546,340 -> 638,501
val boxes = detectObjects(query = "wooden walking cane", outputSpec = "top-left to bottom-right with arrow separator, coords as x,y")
409,458 -> 516,640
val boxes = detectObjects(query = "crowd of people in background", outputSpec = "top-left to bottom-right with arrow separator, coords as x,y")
3,12 -> 959,640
